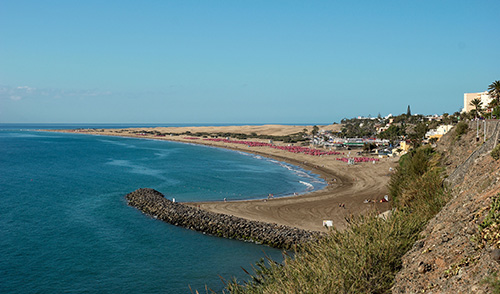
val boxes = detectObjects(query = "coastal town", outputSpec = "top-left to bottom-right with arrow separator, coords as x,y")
70,86 -> 497,160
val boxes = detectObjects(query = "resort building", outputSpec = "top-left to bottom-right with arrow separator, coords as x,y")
425,125 -> 454,140
392,140 -> 412,156
463,91 -> 492,113
425,114 -> 443,121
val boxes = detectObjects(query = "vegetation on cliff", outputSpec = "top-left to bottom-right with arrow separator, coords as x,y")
454,121 -> 469,141
478,194 -> 500,250
339,112 -> 459,143
492,144 -> 500,161
224,146 -> 449,293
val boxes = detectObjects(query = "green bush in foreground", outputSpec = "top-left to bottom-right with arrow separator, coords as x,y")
389,146 -> 446,216
225,212 -> 424,294
224,146 -> 449,294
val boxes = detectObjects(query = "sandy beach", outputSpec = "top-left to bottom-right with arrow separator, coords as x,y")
50,124 -> 397,232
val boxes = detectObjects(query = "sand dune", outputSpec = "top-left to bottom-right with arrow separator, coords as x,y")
130,124 -> 342,136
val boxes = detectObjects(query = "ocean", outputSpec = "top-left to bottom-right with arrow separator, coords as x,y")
0,124 -> 326,293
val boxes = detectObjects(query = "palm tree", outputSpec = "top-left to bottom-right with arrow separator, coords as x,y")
470,98 -> 483,118
488,80 -> 500,108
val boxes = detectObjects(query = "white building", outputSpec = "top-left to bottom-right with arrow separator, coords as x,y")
425,125 -> 454,139
463,91 -> 492,113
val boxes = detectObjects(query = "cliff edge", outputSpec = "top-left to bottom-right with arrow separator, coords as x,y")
393,120 -> 500,293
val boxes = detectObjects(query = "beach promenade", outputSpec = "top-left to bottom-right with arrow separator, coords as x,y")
50,125 -> 396,232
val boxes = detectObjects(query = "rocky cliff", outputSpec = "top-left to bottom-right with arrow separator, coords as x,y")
393,120 -> 500,293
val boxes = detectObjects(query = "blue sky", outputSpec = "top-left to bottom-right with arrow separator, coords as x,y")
1,1 -> 499,124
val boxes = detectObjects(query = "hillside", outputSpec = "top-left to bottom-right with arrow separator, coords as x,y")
392,120 -> 500,293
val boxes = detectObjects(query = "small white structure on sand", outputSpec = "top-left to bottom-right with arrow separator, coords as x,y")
323,220 -> 333,227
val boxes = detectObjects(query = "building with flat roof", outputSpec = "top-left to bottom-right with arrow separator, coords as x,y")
463,91 -> 492,113
425,125 -> 454,140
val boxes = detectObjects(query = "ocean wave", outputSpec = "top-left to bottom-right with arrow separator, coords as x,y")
299,181 -> 315,190
229,149 -> 326,192
235,151 -> 265,161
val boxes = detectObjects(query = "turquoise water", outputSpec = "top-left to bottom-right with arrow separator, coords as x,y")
0,125 -> 325,293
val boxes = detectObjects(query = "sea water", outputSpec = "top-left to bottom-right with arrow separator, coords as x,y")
0,124 -> 326,293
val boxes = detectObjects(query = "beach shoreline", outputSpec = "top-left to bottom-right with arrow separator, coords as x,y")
44,125 -> 397,232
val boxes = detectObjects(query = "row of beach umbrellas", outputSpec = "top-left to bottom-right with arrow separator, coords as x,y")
336,157 -> 379,163
203,138 -> 343,156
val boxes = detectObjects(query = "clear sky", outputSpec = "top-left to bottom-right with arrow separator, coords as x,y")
1,1 -> 499,124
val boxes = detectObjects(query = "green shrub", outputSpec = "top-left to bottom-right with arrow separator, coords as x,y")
492,144 -> 500,161
479,196 -> 500,292
388,146 -> 440,209
476,194 -> 500,249
226,211 -> 426,294
455,121 -> 469,140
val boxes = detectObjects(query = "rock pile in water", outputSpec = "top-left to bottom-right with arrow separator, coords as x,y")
125,188 -> 320,249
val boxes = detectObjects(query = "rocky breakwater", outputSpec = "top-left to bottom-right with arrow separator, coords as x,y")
125,188 -> 321,249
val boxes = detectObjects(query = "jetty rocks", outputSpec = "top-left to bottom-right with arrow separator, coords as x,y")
125,188 -> 320,249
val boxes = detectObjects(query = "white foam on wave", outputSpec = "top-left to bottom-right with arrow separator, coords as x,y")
236,151 -> 264,160
299,181 -> 315,190
231,149 -> 326,191
274,161 -> 319,181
